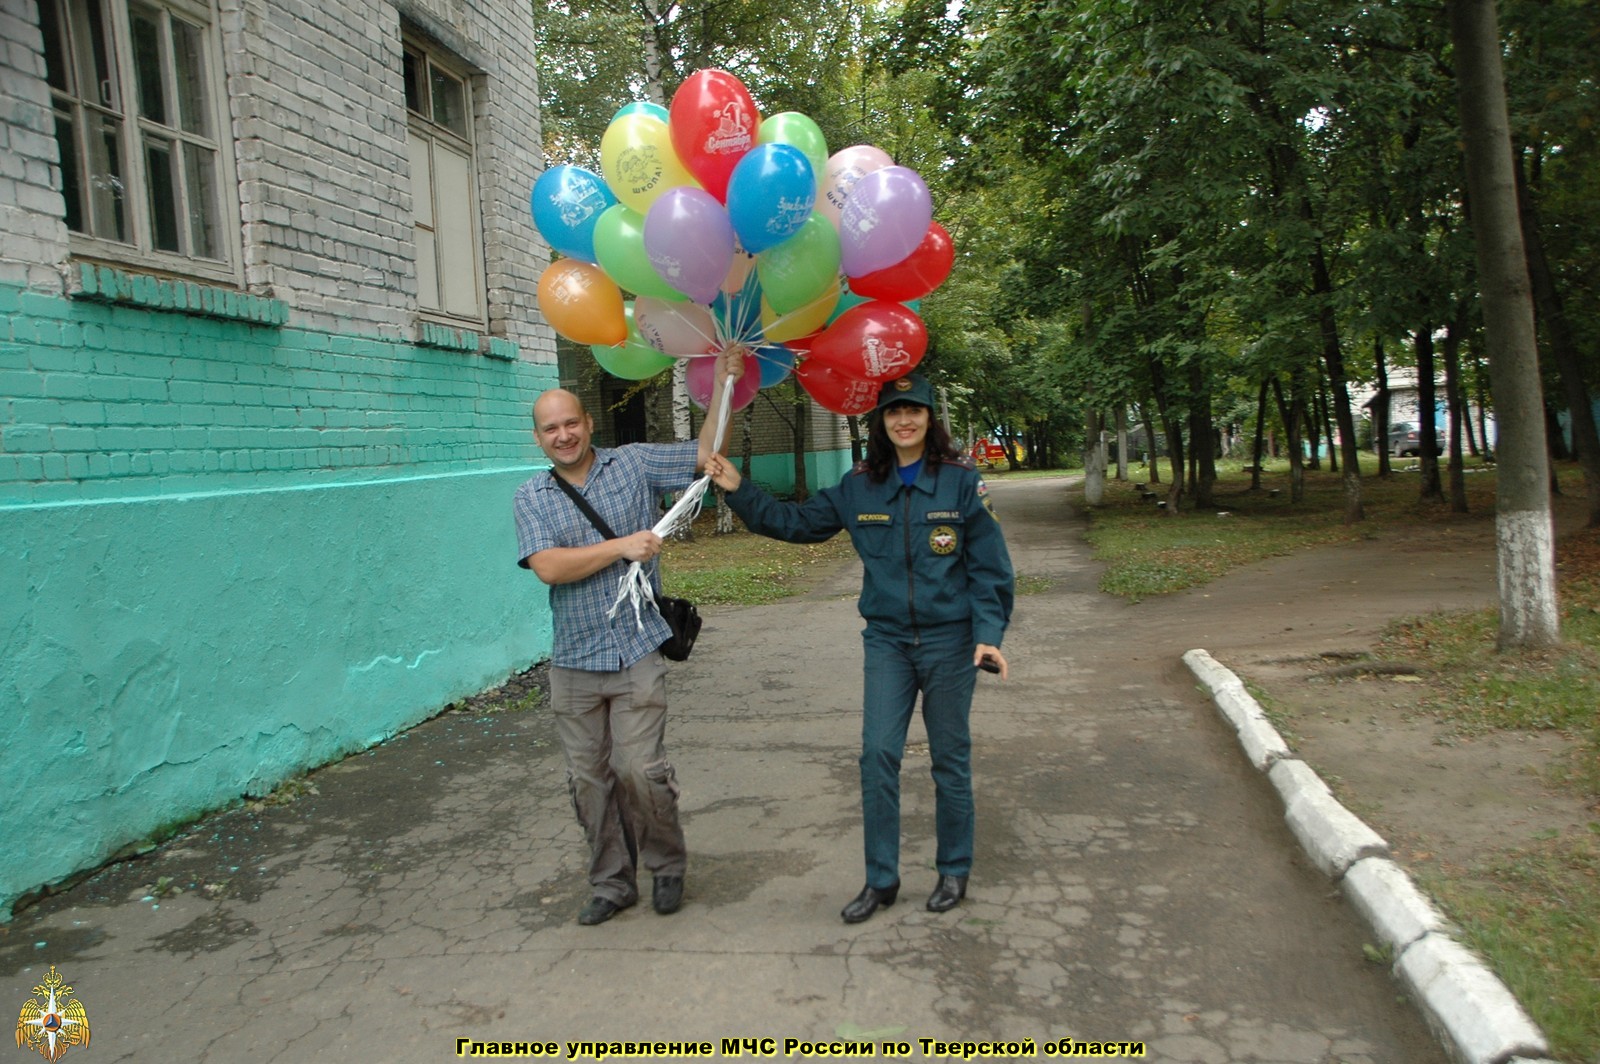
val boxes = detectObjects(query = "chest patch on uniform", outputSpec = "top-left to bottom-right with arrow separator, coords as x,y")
857,512 -> 891,523
925,510 -> 961,520
929,525 -> 958,554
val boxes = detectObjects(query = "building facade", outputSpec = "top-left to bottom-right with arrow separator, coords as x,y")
0,0 -> 558,919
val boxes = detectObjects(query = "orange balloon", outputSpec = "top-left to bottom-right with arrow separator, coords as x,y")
537,260 -> 627,345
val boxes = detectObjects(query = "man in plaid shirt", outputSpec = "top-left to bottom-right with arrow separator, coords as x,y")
514,349 -> 743,925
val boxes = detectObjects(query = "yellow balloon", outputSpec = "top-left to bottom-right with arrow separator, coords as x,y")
761,280 -> 839,342
538,259 -> 627,346
600,113 -> 699,214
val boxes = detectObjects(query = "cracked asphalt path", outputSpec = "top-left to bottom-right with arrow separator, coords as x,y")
1,476 -> 1449,1062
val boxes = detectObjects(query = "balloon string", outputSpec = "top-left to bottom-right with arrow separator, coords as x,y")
608,377 -> 735,630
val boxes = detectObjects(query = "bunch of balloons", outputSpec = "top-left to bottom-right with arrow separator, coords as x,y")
530,68 -> 955,416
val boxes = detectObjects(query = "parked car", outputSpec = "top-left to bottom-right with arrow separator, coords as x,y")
1387,422 -> 1444,457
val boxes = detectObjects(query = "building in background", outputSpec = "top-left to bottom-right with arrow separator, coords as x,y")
0,0 -> 557,919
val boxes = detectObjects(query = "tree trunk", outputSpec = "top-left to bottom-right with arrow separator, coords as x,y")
1083,407 -> 1106,506
1443,316 -> 1469,514
1272,378 -> 1306,504
1189,363 -> 1216,508
1517,149 -> 1600,526
1373,337 -> 1393,477
1414,326 -> 1443,500
1250,379 -> 1268,492
1141,403 -> 1160,484
1449,0 -> 1559,648
1114,404 -> 1129,482
789,378 -> 810,502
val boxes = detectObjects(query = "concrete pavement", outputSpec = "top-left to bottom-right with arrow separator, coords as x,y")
2,475 -> 1457,1062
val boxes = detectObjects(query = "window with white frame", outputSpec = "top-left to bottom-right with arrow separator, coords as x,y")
38,0 -> 240,282
403,33 -> 486,326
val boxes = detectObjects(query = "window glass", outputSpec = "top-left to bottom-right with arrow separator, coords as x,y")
145,133 -> 179,252
44,0 -> 235,275
171,16 -> 208,136
430,67 -> 467,138
130,4 -> 166,123
403,49 -> 424,116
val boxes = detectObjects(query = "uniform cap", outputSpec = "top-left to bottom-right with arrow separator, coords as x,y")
875,374 -> 935,411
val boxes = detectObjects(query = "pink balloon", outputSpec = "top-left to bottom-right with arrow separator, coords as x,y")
819,145 -> 893,229
634,296 -> 719,357
686,348 -> 762,411
839,167 -> 933,278
644,187 -> 736,304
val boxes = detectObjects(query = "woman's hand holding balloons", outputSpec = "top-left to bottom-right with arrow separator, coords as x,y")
704,453 -> 743,492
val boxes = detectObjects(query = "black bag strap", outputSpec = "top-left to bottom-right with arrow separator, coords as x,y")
549,471 -> 620,540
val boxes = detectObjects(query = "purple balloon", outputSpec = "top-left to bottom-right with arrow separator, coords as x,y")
644,187 -> 735,305
838,166 -> 933,278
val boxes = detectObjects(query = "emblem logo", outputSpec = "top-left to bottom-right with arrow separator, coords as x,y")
893,378 -> 913,391
930,525 -> 957,555
15,966 -> 90,1062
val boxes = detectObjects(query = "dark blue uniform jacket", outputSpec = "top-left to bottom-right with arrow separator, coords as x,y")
727,459 -> 1015,647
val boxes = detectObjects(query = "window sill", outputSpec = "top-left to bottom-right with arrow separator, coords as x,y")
414,319 -> 521,361
68,264 -> 288,327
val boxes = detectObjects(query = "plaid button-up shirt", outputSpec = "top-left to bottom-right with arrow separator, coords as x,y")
514,442 -> 700,671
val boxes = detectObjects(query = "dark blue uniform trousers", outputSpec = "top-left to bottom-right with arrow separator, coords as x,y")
860,622 -> 978,890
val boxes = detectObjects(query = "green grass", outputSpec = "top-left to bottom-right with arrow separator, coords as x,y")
1084,454 -> 1504,601
660,512 -> 857,605
1415,836 -> 1600,1062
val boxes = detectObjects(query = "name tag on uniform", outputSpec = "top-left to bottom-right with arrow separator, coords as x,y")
925,510 -> 961,520
856,513 -> 891,523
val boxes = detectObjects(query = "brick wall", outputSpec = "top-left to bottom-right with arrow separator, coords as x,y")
0,0 -> 558,920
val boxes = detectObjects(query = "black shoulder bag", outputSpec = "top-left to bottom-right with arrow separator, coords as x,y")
549,473 -> 702,661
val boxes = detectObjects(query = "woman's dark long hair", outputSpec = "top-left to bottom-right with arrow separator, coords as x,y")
864,405 -> 963,482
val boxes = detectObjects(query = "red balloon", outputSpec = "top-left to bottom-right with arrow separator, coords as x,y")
848,222 -> 954,302
669,70 -> 759,203
805,301 -> 928,382
796,359 -> 880,416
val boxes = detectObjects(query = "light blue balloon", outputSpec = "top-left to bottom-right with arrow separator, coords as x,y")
530,165 -> 617,262
756,343 -> 795,387
613,100 -> 669,123
726,143 -> 816,255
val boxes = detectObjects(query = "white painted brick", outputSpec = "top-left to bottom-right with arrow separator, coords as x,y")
1395,935 -> 1549,1064
1342,857 -> 1451,951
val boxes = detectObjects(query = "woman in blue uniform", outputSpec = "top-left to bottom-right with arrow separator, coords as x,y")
705,373 -> 1015,922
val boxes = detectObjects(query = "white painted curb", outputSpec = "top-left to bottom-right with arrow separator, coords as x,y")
1184,648 -> 1555,1064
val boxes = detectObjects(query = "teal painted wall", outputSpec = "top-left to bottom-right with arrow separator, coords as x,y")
746,447 -> 854,496
0,280 -> 557,919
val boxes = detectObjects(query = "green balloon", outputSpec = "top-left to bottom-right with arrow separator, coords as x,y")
758,112 -> 828,191
593,204 -> 686,302
757,215 -> 841,315
592,340 -> 675,380
592,304 -> 676,380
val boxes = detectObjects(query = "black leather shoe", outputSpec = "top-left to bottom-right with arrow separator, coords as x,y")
926,874 -> 967,912
652,875 -> 684,915
840,881 -> 899,924
577,896 -> 632,925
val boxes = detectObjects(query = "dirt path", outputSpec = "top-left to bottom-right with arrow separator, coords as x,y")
1049,473 -> 1593,885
